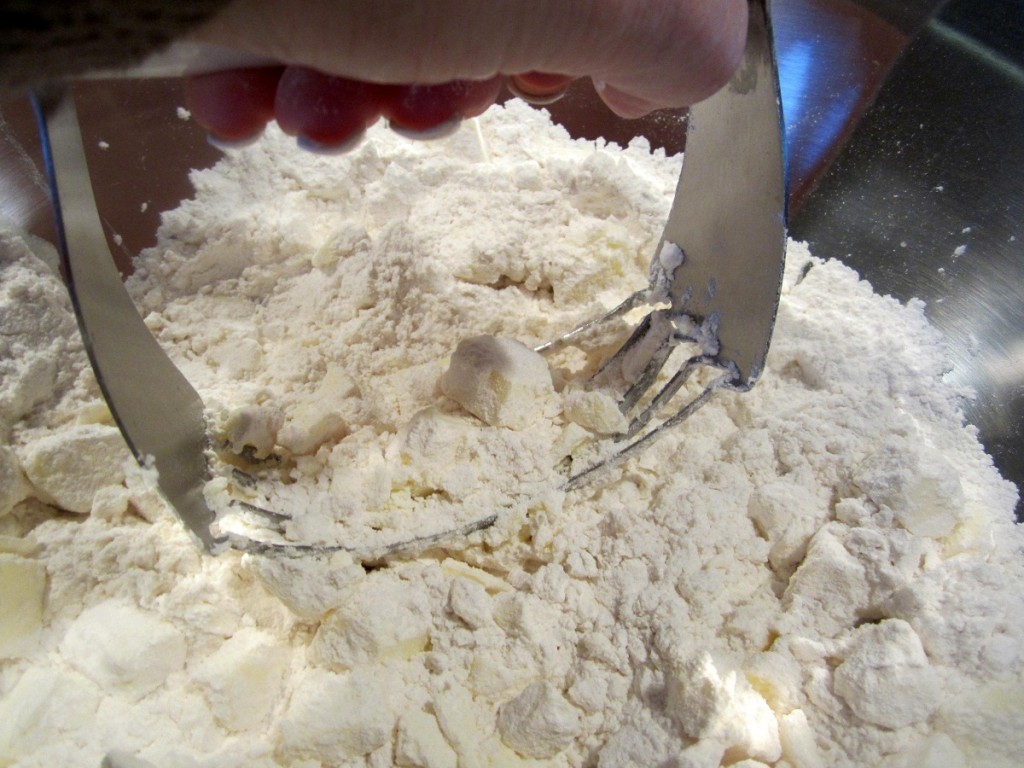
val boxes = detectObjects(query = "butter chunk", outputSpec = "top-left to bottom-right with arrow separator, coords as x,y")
59,601 -> 186,695
0,666 -> 100,763
749,477 -> 829,573
778,709 -> 825,768
441,558 -> 513,593
431,687 -> 548,768
936,681 -> 1024,765
310,575 -> 431,670
782,523 -> 869,637
441,336 -> 555,430
664,653 -> 781,764
20,424 -> 129,513
396,709 -> 458,768
0,446 -> 30,516
222,405 -> 283,458
853,437 -> 966,538
278,365 -> 359,454
432,684 -> 486,759
246,548 -> 366,620
449,578 -> 494,629
497,681 -> 581,759
278,667 -> 398,763
194,628 -> 290,731
0,535 -> 38,557
0,554 -> 46,658
834,618 -> 940,728
561,388 -> 628,435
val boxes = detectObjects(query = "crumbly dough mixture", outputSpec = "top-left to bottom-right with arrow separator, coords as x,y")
1,101 -> 1022,768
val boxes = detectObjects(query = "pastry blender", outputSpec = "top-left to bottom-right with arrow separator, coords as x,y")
32,0 -> 785,555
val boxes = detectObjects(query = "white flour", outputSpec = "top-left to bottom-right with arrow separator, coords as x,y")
1,101 -> 1022,768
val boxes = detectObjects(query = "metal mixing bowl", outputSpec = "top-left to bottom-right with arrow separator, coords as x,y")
783,0 -> 1023,519
1,0 -> 1019,516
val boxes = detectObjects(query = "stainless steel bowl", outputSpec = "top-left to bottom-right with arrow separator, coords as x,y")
783,0 -> 1024,518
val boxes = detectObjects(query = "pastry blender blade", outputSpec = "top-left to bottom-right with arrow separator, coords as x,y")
539,0 -> 788,487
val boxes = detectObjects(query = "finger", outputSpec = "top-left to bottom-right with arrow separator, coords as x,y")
592,81 -> 665,119
454,76 -> 505,118
184,66 -> 283,145
273,67 -> 385,150
381,77 -> 503,133
577,0 -> 748,112
507,72 -> 574,106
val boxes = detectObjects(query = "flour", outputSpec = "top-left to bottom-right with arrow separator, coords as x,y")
1,100 -> 1023,768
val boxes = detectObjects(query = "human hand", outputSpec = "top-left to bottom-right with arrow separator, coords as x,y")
184,0 -> 748,149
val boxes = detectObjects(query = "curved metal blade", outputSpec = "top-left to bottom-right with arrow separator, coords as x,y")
32,85 -> 226,554
662,0 -> 787,388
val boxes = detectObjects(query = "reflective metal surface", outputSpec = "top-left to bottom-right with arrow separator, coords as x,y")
33,86 -> 224,553
663,0 -> 787,387
789,0 -> 1024,517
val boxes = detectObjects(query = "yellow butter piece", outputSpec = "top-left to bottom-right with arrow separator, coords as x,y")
0,554 -> 47,658
441,558 -> 513,593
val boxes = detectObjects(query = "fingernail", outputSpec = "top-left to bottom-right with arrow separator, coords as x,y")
508,73 -> 573,106
388,116 -> 462,141
296,130 -> 366,155
207,130 -> 264,150
593,80 -> 660,119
